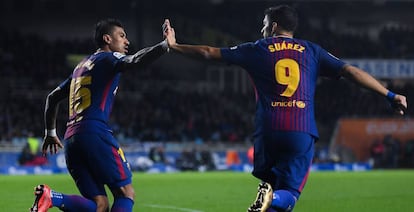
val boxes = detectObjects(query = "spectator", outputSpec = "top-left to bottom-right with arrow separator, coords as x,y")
148,145 -> 166,164
176,148 -> 198,171
18,134 -> 47,166
370,139 -> 385,169
198,148 -> 216,171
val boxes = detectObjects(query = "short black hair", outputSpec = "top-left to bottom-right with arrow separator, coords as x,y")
94,18 -> 124,48
264,5 -> 298,33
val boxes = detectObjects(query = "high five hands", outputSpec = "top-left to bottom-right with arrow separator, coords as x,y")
163,19 -> 176,48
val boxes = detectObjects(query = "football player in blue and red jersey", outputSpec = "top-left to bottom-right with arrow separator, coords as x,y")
163,5 -> 407,212
30,19 -> 169,212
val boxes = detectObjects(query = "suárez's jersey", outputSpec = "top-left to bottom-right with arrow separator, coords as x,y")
63,52 -> 125,139
221,37 -> 346,138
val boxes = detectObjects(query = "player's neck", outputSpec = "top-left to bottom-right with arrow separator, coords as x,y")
95,48 -> 106,54
273,33 -> 293,38
273,30 -> 293,38
96,46 -> 111,53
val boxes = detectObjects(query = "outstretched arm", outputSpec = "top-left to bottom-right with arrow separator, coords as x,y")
120,40 -> 169,69
340,64 -> 407,115
163,19 -> 222,60
118,20 -> 171,70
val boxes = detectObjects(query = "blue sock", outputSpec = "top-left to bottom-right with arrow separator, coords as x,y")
270,190 -> 296,211
267,208 -> 278,212
111,197 -> 134,212
50,190 -> 96,211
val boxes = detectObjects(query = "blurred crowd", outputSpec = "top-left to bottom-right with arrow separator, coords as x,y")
162,1 -> 414,59
370,134 -> 414,169
1,6 -> 414,146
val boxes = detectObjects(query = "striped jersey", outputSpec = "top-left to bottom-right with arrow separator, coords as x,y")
220,36 -> 346,138
62,51 -> 125,139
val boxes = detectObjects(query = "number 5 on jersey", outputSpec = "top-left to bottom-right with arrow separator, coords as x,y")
69,76 -> 92,119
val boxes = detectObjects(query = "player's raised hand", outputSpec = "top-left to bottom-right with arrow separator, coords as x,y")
163,19 -> 176,47
390,94 -> 407,115
42,135 -> 64,156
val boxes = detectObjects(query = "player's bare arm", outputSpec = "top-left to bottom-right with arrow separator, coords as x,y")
340,64 -> 407,115
163,19 -> 222,60
43,79 -> 69,155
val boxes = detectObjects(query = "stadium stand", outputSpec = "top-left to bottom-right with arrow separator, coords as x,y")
1,0 -> 413,169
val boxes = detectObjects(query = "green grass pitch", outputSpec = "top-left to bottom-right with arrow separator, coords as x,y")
1,170 -> 414,211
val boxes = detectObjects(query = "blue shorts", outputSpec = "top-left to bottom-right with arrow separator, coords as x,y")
252,131 -> 314,199
65,132 -> 132,199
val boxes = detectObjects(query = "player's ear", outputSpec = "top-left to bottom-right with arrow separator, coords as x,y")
103,34 -> 112,45
271,22 -> 278,35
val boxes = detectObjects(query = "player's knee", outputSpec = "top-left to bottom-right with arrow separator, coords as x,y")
252,169 -> 263,179
252,169 -> 270,182
123,185 -> 135,200
94,195 -> 109,212
112,184 -> 135,201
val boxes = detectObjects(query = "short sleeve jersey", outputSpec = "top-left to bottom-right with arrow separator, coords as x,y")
221,37 -> 346,138
63,52 -> 126,139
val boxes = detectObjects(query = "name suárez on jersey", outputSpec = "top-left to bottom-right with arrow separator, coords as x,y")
268,41 -> 305,53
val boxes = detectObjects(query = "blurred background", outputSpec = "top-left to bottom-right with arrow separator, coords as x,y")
1,0 -> 413,174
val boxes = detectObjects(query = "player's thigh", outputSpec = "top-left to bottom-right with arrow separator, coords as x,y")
271,132 -> 315,197
65,136 -> 107,198
78,132 -> 133,188
253,134 -> 270,172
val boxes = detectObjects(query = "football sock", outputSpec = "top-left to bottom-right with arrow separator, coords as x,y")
50,190 -> 64,207
270,190 -> 296,211
51,191 -> 96,211
111,197 -> 134,212
267,208 -> 278,212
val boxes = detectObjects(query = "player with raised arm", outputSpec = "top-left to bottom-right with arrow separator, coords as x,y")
163,5 -> 407,212
30,19 -> 169,212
